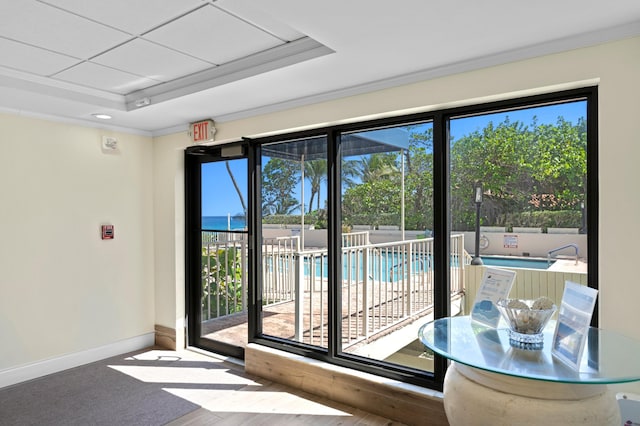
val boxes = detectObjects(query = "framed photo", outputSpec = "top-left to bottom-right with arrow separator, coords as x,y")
552,281 -> 598,370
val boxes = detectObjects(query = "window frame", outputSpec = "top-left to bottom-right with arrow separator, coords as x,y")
186,86 -> 598,391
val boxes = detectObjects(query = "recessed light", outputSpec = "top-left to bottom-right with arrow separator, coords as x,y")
92,113 -> 112,120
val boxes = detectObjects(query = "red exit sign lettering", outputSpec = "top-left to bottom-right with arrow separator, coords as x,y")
189,119 -> 216,143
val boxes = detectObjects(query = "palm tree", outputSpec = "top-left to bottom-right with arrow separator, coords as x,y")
304,160 -> 327,213
344,153 -> 400,186
225,161 -> 246,218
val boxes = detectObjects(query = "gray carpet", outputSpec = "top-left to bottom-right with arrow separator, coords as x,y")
0,350 -> 204,426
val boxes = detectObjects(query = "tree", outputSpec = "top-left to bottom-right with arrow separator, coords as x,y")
449,116 -> 587,230
529,117 -> 586,210
202,247 -> 243,319
347,153 -> 399,184
225,161 -> 246,218
262,158 -> 300,215
450,118 -> 535,227
342,178 -> 402,227
341,153 -> 401,226
304,160 -> 327,213
404,127 -> 434,230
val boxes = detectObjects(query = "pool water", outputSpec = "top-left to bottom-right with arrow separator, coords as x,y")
287,253 -> 553,281
481,256 -> 553,270
305,252 -> 428,282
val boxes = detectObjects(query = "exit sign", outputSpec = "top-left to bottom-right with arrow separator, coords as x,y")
189,119 -> 216,143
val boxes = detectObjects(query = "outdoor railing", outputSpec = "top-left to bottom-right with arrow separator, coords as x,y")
262,236 -> 300,305
201,231 -> 247,320
342,230 -> 370,247
201,230 -> 466,349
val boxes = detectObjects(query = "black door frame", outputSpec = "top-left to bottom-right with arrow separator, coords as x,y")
185,142 -> 251,359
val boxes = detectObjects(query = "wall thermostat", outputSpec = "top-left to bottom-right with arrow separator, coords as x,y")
102,136 -> 119,153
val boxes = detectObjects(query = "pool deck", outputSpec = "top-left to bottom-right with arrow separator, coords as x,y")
548,258 -> 588,273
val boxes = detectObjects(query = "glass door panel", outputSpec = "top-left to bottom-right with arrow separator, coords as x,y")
339,122 -> 435,372
200,158 -> 248,351
260,137 -> 329,349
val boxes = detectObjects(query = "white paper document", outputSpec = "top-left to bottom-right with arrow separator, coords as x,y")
471,267 -> 517,328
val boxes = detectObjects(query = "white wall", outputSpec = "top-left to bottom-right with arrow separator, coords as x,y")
0,114 -> 154,372
462,232 -> 588,259
152,133 -> 190,350
154,36 -> 640,391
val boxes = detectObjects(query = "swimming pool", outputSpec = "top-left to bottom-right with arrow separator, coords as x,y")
480,256 -> 553,270
281,253 -> 553,281
303,252 -> 427,281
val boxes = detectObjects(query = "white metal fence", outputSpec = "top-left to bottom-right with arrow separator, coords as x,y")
201,231 -> 247,320
202,231 -> 466,348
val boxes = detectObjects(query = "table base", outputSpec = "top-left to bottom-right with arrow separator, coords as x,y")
443,362 -> 621,426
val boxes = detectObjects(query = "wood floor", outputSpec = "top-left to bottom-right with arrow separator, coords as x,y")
166,351 -> 406,425
1,347 -> 406,426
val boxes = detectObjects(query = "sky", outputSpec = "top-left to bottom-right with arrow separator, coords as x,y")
202,159 -> 248,217
449,101 -> 586,142
201,100 -> 587,217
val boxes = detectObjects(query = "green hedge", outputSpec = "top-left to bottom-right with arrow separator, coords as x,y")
263,210 -> 582,232
500,210 -> 582,232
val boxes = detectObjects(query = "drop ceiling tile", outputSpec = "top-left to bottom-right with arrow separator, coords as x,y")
215,0 -> 304,42
0,38 -> 80,76
144,4 -> 283,65
40,0 -> 205,35
0,1 -> 131,58
92,39 -> 213,82
54,62 -> 160,94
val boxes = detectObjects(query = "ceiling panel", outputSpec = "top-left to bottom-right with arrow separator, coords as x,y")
91,38 -> 213,83
40,0 -> 205,35
0,1 -> 131,58
0,38 -> 80,76
144,4 -> 283,65
0,84 -> 125,121
0,0 -> 638,134
53,62 -> 161,94
215,0 -> 305,42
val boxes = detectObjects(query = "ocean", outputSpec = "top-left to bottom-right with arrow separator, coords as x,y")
202,215 -> 246,231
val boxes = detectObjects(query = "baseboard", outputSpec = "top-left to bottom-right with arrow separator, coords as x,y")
245,343 -> 448,426
0,332 -> 155,389
155,324 -> 176,350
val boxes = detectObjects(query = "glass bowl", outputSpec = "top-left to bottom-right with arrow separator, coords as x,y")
496,298 -> 557,349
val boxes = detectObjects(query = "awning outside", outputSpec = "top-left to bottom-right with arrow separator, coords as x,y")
261,127 -> 410,161
262,127 -> 411,245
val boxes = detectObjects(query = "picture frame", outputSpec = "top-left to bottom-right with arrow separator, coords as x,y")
551,281 -> 599,370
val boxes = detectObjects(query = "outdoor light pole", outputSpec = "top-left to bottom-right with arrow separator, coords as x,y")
471,181 -> 484,265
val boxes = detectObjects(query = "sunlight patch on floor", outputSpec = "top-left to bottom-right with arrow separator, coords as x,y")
164,387 -> 353,416
108,364 -> 257,386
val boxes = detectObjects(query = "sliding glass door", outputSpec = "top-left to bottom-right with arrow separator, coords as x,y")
259,136 -> 330,350
339,123 -> 436,373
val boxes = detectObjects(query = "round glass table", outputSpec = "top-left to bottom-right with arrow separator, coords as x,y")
419,316 -> 640,425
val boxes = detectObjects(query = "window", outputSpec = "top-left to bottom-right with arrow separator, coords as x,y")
185,87 -> 597,390
447,97 -> 594,333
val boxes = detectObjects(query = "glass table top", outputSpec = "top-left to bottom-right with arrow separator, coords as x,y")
419,316 -> 640,384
